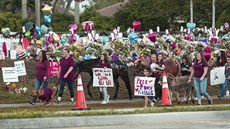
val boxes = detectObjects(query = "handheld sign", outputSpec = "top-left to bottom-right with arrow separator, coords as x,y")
210,67 -> 225,86
2,67 -> 19,82
48,62 -> 60,77
93,68 -> 114,87
134,76 -> 155,96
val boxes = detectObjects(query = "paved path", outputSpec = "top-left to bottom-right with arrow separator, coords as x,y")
0,95 -> 229,108
1,111 -> 230,129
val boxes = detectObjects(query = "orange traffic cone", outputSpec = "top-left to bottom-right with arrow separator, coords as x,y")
161,72 -> 172,106
73,74 -> 90,110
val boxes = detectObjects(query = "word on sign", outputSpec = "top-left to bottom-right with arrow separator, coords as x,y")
93,68 -> 114,87
134,76 -> 155,96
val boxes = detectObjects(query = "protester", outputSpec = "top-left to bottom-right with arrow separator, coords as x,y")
218,54 -> 230,99
181,55 -> 192,76
57,48 -> 75,103
188,51 -> 212,105
143,67 -> 153,108
98,53 -> 112,104
216,50 -> 227,67
29,50 -> 49,105
155,53 -> 165,100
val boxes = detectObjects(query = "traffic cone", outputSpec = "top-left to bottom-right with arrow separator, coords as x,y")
161,72 -> 172,106
73,74 -> 90,110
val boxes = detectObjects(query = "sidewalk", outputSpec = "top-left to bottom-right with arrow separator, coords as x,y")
0,95 -> 229,108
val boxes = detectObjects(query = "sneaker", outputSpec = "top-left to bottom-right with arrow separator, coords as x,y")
106,95 -> 110,103
226,90 -> 229,96
208,98 -> 213,105
101,100 -> 107,104
55,100 -> 61,104
152,99 -> 157,103
29,101 -> 35,105
218,95 -> 223,100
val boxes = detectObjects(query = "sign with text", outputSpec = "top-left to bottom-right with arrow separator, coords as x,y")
14,60 -> 27,76
2,67 -> 19,82
93,68 -> 114,87
210,67 -> 225,86
134,76 -> 156,96
48,62 -> 60,77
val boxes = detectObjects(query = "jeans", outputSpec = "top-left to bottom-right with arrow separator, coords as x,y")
31,79 -> 48,103
220,79 -> 230,98
193,77 -> 209,100
149,78 -> 161,101
58,80 -> 74,98
100,87 -> 108,101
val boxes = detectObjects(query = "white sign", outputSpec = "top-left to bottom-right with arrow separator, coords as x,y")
93,68 -> 114,87
134,76 -> 156,96
14,60 -> 27,76
210,67 -> 226,86
10,50 -> 17,60
2,67 -> 18,82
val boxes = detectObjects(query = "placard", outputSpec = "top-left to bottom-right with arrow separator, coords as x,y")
93,68 -> 114,87
48,62 -> 60,77
210,67 -> 226,86
10,50 -> 17,60
134,76 -> 155,96
14,60 -> 27,76
2,67 -> 18,82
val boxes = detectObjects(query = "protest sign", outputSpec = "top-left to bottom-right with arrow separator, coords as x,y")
134,76 -> 155,96
210,67 -> 226,86
14,60 -> 27,76
48,62 -> 60,77
93,68 -> 114,87
2,67 -> 18,82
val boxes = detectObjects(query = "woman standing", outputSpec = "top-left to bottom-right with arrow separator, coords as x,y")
181,55 -> 192,76
216,50 -> 227,67
188,52 -> 212,105
57,49 -> 75,103
155,53 -> 165,100
218,55 -> 230,99
29,50 -> 49,105
98,53 -> 112,104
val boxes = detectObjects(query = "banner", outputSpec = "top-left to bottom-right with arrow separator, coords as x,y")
48,62 -> 60,77
210,67 -> 226,86
93,68 -> 114,87
2,67 -> 18,82
134,76 -> 156,96
14,60 -> 27,76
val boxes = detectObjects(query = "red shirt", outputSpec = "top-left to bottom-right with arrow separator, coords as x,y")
35,60 -> 49,80
193,61 -> 208,78
60,56 -> 75,81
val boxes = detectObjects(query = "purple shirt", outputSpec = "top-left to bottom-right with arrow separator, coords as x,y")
217,61 -> 225,67
193,61 -> 208,78
98,62 -> 112,68
60,56 -> 75,81
38,88 -> 53,103
35,60 -> 49,80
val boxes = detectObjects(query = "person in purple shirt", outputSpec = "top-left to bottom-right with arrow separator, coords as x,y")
57,49 -> 76,103
188,51 -> 212,105
29,50 -> 49,105
216,50 -> 227,67
98,53 -> 111,104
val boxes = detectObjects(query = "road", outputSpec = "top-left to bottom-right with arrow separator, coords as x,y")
1,110 -> 230,129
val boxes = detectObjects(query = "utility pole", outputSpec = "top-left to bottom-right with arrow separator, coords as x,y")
35,0 -> 41,26
74,0 -> 80,24
22,0 -> 28,20
190,0 -> 193,23
212,0 -> 215,28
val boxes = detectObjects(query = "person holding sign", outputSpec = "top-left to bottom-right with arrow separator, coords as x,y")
57,49 -> 76,103
143,67 -> 154,108
218,55 -> 230,99
98,53 -> 112,104
188,52 -> 212,105
30,50 -> 49,105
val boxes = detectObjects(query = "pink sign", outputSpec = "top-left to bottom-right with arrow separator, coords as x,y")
48,62 -> 60,77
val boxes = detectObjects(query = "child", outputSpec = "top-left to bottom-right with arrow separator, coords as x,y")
143,67 -> 154,108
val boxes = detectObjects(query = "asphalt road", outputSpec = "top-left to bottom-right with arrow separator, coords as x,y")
1,110 -> 230,129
